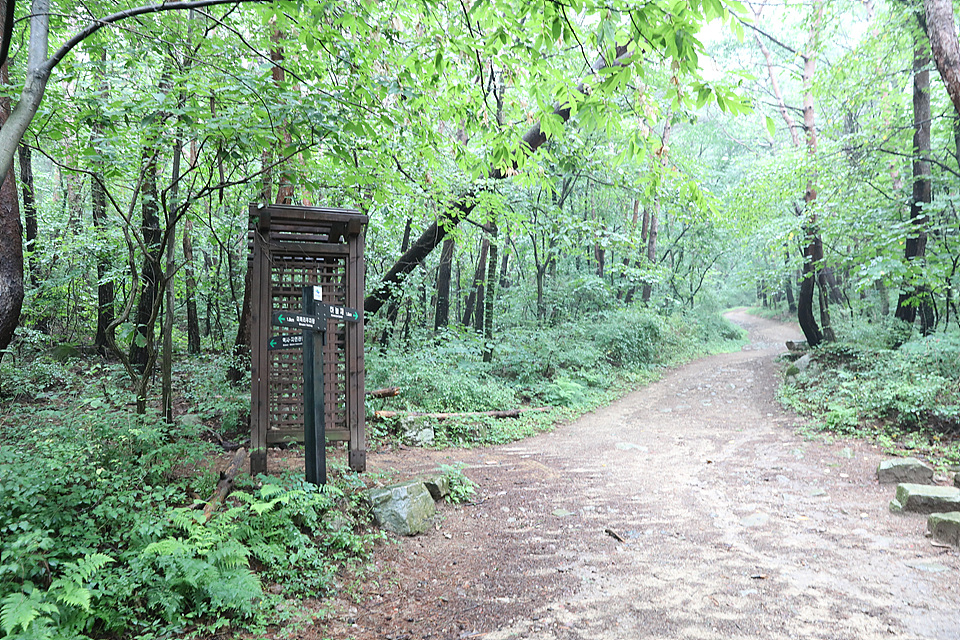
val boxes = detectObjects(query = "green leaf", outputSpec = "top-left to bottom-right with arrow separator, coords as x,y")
765,115 -> 776,138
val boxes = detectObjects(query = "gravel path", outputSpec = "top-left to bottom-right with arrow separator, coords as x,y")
310,311 -> 960,640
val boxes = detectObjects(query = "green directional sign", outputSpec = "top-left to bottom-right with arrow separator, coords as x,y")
267,333 -> 304,351
272,310 -> 320,330
321,305 -> 361,323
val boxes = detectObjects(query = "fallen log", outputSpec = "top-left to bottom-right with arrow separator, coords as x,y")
366,386 -> 400,399
202,447 -> 246,523
374,407 -> 552,421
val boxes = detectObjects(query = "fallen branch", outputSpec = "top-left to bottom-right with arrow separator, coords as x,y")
366,386 -> 400,399
202,447 -> 246,523
374,407 -> 552,421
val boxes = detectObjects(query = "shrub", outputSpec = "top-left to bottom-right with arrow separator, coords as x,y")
0,409 -> 378,639
593,309 -> 665,367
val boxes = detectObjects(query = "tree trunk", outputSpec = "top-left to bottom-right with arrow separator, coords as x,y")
161,135 -> 183,423
924,0 -> 960,116
434,236 -> 455,330
798,254 -> 823,346
18,142 -> 46,335
784,249 -> 796,313
641,207 -> 658,304
0,59 -> 21,361
754,10 -> 802,146
482,224 -> 498,363
381,217 -> 412,346
18,145 -> 38,291
130,149 -> 162,372
183,217 -> 201,354
91,156 -> 114,354
498,234 -> 510,290
226,266 -> 251,384
91,47 -> 113,355
641,119 -> 672,305
462,233 -> 490,327
895,30 -> 933,328
594,238 -> 605,279
796,0 -> 829,347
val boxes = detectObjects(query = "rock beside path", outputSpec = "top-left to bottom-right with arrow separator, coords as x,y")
367,480 -> 436,535
423,474 -> 451,501
889,483 -> 960,514
927,512 -> 960,547
877,458 -> 934,485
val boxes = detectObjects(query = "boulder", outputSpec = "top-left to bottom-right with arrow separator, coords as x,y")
927,512 -> 960,548
367,480 -> 436,535
877,458 -> 934,485
423,474 -> 451,501
399,416 -> 435,447
889,483 -> 960,514
792,353 -> 820,376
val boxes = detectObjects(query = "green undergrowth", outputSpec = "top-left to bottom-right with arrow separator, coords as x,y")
0,404 -> 380,639
367,307 -> 747,447
779,320 -> 960,469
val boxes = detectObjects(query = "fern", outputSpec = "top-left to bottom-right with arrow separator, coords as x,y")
1,589 -> 50,636
0,552 -> 114,638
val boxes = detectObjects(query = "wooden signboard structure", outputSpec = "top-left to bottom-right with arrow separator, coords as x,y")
248,204 -> 368,477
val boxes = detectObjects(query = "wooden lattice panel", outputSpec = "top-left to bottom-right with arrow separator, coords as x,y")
266,256 -> 349,443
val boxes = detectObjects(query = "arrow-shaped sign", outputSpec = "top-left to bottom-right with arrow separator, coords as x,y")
267,333 -> 304,351
272,310 -> 320,330
271,305 -> 360,331
320,305 -> 361,323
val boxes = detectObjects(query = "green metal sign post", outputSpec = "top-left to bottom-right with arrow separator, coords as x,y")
271,286 -> 361,485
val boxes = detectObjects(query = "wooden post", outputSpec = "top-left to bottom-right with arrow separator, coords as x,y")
347,226 -> 366,471
250,205 -> 270,475
302,286 -> 326,485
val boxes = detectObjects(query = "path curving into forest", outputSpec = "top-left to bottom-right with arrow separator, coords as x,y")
314,311 -> 960,640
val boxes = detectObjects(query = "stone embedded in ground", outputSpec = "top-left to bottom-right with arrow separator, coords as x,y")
367,480 -> 436,535
877,458 -> 934,485
793,353 -> 817,374
927,512 -> 960,548
740,512 -> 769,527
399,416 -> 435,447
423,474 -> 450,501
889,483 -> 960,514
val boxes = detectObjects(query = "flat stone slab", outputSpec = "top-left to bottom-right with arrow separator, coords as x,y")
877,458 -> 934,485
890,483 -> 960,514
927,512 -> 960,548
367,480 -> 436,535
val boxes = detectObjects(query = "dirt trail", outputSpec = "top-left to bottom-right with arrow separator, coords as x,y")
314,311 -> 960,640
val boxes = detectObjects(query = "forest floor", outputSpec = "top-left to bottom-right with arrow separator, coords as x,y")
289,310 -> 960,640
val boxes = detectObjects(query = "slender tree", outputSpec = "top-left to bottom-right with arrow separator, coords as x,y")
894,24 -> 934,331
434,236 -> 455,329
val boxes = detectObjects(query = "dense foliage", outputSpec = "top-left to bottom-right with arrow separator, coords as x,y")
0,392 -> 379,638
780,319 -> 960,466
